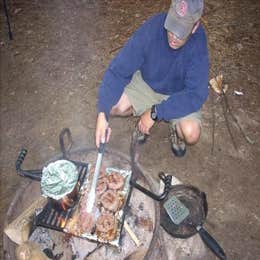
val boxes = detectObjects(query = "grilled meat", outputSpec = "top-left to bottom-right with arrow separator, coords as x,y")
107,172 -> 125,190
100,190 -> 120,212
96,214 -> 117,241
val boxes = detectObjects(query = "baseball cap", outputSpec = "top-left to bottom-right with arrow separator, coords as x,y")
164,0 -> 204,39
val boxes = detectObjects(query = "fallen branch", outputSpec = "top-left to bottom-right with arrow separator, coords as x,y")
124,221 -> 141,247
209,73 -> 255,151
211,91 -> 216,155
222,91 -> 255,145
220,93 -> 238,151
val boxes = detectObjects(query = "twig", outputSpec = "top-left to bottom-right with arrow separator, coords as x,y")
222,92 -> 255,144
211,91 -> 216,155
124,221 -> 141,247
220,93 -> 238,151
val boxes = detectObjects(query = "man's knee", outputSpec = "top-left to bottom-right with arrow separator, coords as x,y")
178,120 -> 201,144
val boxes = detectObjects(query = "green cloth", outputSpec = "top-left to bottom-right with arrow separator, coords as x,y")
41,160 -> 78,200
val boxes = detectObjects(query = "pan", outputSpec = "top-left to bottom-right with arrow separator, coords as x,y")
16,149 -> 80,211
160,184 -> 226,260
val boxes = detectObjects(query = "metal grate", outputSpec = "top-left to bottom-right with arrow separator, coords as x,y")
34,161 -> 89,231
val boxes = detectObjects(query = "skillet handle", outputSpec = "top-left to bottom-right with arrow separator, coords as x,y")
15,148 -> 42,181
130,172 -> 172,201
197,226 -> 226,260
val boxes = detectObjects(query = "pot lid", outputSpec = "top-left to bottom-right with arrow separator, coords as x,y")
41,160 -> 79,200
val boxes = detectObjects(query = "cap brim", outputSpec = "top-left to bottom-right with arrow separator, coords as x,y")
164,8 -> 194,39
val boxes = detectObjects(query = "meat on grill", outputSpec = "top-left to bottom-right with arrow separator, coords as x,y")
96,177 -> 107,196
96,214 -> 117,241
89,166 -> 106,179
107,172 -> 125,190
100,190 -> 120,212
78,211 -> 95,234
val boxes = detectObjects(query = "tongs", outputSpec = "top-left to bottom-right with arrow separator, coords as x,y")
86,133 -> 107,213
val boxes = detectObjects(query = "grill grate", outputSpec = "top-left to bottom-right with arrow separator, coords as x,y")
34,161 -> 89,231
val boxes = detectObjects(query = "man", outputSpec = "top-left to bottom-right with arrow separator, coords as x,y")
95,0 -> 209,157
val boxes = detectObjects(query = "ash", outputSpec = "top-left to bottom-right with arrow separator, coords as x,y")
29,227 -> 53,250
29,227 -> 73,258
70,237 -> 99,260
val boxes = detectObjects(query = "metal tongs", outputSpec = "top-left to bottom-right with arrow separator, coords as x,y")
86,132 -> 107,213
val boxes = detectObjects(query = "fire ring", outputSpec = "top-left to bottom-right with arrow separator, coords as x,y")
3,146 -> 163,259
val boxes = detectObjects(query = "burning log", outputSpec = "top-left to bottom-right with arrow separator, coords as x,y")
15,242 -> 47,260
4,196 -> 47,245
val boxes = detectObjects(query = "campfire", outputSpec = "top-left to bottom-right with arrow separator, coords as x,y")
4,129 -> 226,260
4,128 -> 171,259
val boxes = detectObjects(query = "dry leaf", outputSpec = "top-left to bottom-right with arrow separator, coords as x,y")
209,74 -> 223,94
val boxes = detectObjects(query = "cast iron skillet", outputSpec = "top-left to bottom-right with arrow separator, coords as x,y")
160,184 -> 226,260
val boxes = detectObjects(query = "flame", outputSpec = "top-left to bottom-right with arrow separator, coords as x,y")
60,217 -> 66,228
57,215 -> 67,228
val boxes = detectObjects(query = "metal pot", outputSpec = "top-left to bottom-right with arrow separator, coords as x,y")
16,149 -> 80,211
49,181 -> 80,211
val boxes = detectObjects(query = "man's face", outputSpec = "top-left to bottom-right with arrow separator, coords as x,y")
167,31 -> 188,49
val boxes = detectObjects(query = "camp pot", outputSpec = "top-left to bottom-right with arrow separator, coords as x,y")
16,149 -> 79,211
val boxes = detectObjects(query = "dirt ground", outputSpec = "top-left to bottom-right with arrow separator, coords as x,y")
0,0 -> 260,259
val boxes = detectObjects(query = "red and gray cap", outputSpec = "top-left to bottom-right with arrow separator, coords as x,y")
164,0 -> 204,39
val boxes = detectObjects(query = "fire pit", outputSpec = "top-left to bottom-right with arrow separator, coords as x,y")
4,129 -> 166,259
4,129 -> 211,260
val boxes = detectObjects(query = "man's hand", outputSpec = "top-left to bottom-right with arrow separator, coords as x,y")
95,112 -> 111,147
138,108 -> 155,134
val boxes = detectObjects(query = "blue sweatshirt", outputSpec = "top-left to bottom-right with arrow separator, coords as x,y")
97,13 -> 209,121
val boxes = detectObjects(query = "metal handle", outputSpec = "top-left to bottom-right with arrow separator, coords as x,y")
98,128 -> 108,154
59,128 -> 73,159
15,148 -> 42,181
3,0 -> 13,40
16,148 -> 27,172
130,172 -> 172,201
86,130 -> 107,213
197,226 -> 226,260
98,142 -> 105,154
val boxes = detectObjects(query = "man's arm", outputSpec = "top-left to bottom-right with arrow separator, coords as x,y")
95,20 -> 151,145
97,20 -> 150,121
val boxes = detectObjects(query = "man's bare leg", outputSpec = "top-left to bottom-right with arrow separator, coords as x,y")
170,119 -> 201,157
176,119 -> 201,145
110,93 -> 133,116
110,92 -> 149,144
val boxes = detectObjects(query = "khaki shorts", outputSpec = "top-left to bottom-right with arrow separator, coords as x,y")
124,71 -> 202,126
